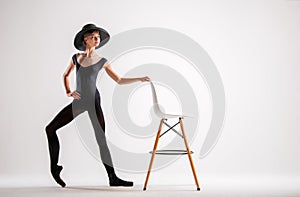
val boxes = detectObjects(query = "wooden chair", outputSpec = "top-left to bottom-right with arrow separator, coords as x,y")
143,81 -> 200,191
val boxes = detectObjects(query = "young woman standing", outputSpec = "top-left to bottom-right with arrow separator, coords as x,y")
45,23 -> 150,187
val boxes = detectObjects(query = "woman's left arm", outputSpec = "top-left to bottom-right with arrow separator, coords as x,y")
104,62 -> 150,85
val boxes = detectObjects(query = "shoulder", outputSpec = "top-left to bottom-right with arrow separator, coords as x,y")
71,53 -> 78,64
71,53 -> 82,66
101,57 -> 108,63
72,52 -> 81,57
73,52 -> 87,59
101,57 -> 110,68
72,53 -> 84,62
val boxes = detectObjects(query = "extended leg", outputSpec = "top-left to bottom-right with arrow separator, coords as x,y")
88,96 -> 133,186
45,102 -> 84,187
143,119 -> 164,191
87,105 -> 114,169
179,118 -> 200,191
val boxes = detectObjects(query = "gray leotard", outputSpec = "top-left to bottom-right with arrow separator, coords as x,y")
71,54 -> 107,104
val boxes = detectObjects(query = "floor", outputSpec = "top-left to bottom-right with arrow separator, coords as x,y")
0,185 -> 300,197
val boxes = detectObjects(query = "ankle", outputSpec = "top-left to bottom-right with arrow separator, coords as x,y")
51,165 -> 63,174
108,173 -> 117,180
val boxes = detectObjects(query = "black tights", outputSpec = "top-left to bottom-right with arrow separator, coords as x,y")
45,97 -> 115,176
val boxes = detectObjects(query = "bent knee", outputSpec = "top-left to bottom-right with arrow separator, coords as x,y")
45,124 -> 56,136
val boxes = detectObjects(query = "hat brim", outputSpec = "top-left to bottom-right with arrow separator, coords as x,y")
74,26 -> 110,51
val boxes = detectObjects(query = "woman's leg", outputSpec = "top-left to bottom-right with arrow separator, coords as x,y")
88,94 -> 133,186
87,98 -> 114,172
45,102 -> 84,187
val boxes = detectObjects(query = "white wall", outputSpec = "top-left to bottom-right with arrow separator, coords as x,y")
0,0 -> 300,191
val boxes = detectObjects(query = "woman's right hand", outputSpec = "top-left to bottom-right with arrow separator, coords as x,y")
67,91 -> 81,100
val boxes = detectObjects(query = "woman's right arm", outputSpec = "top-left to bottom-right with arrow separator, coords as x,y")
63,58 -> 81,100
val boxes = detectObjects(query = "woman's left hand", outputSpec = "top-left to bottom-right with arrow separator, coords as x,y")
140,76 -> 150,82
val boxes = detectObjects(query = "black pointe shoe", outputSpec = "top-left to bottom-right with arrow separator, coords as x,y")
51,165 -> 66,188
109,174 -> 133,187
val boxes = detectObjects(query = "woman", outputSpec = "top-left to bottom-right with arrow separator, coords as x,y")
45,23 -> 150,187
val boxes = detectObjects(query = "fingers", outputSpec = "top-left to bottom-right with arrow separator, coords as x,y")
71,91 -> 81,100
141,76 -> 150,82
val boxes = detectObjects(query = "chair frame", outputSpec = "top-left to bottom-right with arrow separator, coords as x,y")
143,82 -> 200,191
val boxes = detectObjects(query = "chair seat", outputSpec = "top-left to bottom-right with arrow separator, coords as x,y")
159,112 -> 194,119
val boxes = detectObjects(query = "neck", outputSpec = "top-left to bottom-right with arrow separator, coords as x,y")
84,47 -> 97,57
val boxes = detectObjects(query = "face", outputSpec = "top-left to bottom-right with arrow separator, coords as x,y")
83,31 -> 101,49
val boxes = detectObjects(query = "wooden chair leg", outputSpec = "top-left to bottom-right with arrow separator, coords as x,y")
143,119 -> 164,191
179,118 -> 201,191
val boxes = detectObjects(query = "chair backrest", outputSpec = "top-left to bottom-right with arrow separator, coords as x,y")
149,81 -> 158,104
149,81 -> 165,118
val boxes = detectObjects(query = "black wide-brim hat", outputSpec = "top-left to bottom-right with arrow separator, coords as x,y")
74,24 -> 110,51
